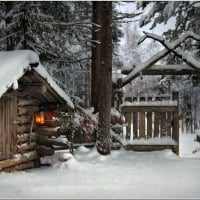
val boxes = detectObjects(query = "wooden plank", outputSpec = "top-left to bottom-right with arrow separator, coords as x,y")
154,112 -> 160,138
124,112 -> 131,140
138,97 -> 145,139
4,161 -> 35,172
160,112 -> 167,137
147,97 -> 152,138
172,92 -> 179,155
166,112 -> 172,137
17,97 -> 40,106
12,96 -> 17,153
133,112 -> 138,139
0,96 -> 17,160
20,84 -> 47,95
124,144 -> 178,153
17,142 -> 37,153
121,106 -> 177,113
142,64 -> 200,75
0,151 -> 38,170
17,132 -> 38,144
17,124 -> 37,134
139,112 -> 145,139
147,112 -> 152,138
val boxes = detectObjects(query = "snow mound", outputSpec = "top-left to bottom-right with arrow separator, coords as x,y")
40,151 -> 77,169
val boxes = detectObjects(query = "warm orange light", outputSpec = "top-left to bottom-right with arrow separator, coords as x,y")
35,112 -> 45,124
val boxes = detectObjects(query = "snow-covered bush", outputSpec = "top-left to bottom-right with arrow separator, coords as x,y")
57,105 -> 98,144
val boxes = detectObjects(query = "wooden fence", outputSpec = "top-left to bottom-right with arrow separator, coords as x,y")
120,92 -> 179,154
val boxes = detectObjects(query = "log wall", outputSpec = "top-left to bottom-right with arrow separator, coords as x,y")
0,94 -> 40,171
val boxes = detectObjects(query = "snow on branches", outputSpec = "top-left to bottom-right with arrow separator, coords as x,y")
118,31 -> 200,88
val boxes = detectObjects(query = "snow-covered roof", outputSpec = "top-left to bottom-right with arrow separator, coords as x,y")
0,50 -> 74,109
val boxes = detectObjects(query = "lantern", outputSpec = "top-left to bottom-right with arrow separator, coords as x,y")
35,111 -> 45,124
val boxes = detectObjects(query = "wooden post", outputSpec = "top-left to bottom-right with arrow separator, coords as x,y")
172,91 -> 179,155
147,97 -> 152,139
139,97 -> 145,139
154,97 -> 161,138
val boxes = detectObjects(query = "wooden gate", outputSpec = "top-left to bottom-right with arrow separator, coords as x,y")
0,95 -> 17,160
120,92 -> 179,154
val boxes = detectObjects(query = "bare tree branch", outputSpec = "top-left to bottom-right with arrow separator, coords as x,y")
142,31 -> 200,69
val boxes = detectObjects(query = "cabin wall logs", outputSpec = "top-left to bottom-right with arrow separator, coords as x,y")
0,95 -> 40,172
0,92 -> 68,172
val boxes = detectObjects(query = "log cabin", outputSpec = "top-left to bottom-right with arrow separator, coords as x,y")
0,50 -> 74,172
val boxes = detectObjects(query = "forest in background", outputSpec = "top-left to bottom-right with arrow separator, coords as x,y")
0,1 -> 200,133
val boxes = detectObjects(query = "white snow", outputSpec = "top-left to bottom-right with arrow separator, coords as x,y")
120,100 -> 177,107
0,131 -> 200,199
122,31 -> 200,86
0,50 -> 74,109
124,137 -> 177,145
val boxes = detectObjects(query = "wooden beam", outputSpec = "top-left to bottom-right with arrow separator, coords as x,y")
20,84 -> 47,95
121,106 -> 177,113
142,64 -> 200,75
17,132 -> 38,144
17,142 -> 37,153
124,144 -> 178,153
4,161 -> 35,172
0,151 -> 38,170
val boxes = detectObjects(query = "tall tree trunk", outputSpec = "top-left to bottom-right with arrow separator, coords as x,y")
92,2 -> 112,155
91,2 -> 102,112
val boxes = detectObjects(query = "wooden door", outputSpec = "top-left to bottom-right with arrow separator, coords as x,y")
0,95 -> 17,160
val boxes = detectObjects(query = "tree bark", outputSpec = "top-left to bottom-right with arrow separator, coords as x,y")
91,2 -> 102,112
93,2 -> 112,155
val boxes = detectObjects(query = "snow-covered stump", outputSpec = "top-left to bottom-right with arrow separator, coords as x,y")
120,92 -> 179,155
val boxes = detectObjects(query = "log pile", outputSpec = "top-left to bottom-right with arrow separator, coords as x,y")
0,151 -> 38,172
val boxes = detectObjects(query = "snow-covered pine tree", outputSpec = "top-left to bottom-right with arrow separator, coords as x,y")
0,2 -> 93,103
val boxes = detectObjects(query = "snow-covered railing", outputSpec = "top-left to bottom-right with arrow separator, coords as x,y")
120,92 -> 179,154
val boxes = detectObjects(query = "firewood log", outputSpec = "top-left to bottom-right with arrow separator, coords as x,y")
4,161 -> 35,172
0,151 -> 38,170
17,98 -> 40,106
17,142 -> 36,153
17,132 -> 38,144
17,124 -> 37,134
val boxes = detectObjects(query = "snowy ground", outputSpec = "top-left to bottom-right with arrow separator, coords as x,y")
0,131 -> 200,199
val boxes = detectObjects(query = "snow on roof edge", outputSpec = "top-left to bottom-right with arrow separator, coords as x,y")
0,50 -> 74,109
